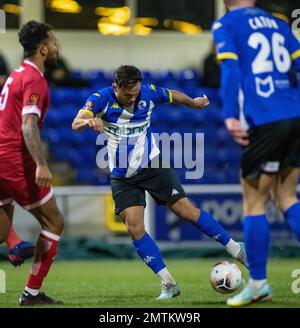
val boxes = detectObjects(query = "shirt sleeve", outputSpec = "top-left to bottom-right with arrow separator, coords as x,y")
287,28 -> 300,73
147,84 -> 173,105
79,92 -> 108,118
22,78 -> 48,118
286,27 -> 300,60
220,59 -> 240,119
212,21 -> 238,61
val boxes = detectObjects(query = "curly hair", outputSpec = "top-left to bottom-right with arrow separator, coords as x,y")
114,65 -> 143,88
18,20 -> 53,58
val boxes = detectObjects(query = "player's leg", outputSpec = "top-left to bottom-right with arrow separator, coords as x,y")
241,175 -> 274,282
168,197 -> 246,265
4,204 -> 35,267
226,120 -> 293,306
19,195 -> 64,306
5,205 -> 21,249
272,167 -> 300,241
147,164 -> 246,265
227,174 -> 274,307
119,205 -> 180,300
0,205 -> 13,244
0,182 -> 34,266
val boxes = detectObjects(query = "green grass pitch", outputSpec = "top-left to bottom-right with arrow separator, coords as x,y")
0,258 -> 299,308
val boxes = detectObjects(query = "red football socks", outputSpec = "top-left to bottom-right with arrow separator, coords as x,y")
26,230 -> 60,290
6,226 -> 22,250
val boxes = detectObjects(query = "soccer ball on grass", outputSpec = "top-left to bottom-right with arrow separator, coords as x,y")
210,261 -> 242,294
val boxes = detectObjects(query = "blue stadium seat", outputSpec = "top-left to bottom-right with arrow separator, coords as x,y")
142,70 -> 154,84
41,128 -> 60,143
203,108 -> 223,127
56,129 -> 74,145
72,147 -> 99,169
70,70 -> 83,79
155,69 -> 176,82
77,168 -> 95,184
202,127 -> 219,147
44,110 -> 61,128
178,69 -> 201,88
204,148 -> 218,167
166,108 -> 185,126
52,146 -> 73,162
217,127 -> 234,146
50,88 -> 78,107
76,168 -> 109,185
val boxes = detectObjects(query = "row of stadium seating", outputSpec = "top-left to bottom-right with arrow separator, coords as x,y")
71,68 -> 203,89
44,82 -> 241,185
49,85 -> 221,108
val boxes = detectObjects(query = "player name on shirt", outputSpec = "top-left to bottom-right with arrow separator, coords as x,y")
248,16 -> 279,30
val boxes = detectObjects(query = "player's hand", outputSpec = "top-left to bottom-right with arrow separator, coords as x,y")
192,95 -> 210,109
225,118 -> 249,146
36,165 -> 52,188
86,118 -> 104,133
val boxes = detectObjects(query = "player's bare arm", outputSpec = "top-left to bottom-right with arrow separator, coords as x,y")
22,114 -> 52,188
171,90 -> 209,109
72,111 -> 104,133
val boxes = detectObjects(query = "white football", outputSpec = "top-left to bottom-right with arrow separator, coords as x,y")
210,261 -> 242,294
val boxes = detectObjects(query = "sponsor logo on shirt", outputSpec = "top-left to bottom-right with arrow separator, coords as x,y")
150,84 -> 157,92
112,103 -> 120,109
86,101 -> 94,109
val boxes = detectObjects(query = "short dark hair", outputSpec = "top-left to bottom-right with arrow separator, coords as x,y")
18,20 -> 53,58
114,65 -> 143,88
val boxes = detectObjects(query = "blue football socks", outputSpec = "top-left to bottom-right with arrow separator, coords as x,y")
284,202 -> 300,242
133,232 -> 166,273
194,210 -> 230,246
244,214 -> 270,280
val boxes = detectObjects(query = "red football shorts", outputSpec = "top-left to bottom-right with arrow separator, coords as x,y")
0,154 -> 53,210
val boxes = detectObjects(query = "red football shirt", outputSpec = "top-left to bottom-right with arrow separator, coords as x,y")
0,60 -> 49,173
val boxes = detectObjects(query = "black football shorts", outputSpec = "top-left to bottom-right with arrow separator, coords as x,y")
241,117 -> 300,180
110,158 -> 186,215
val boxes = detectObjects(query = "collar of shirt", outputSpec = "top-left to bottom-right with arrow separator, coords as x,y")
23,59 -> 44,77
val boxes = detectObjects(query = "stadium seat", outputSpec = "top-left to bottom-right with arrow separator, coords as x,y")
178,69 -> 201,88
44,110 -> 61,128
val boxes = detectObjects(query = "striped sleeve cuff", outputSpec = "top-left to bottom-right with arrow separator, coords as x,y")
79,109 -> 94,118
291,49 -> 300,61
168,90 -> 173,103
217,52 -> 239,61
22,105 -> 41,118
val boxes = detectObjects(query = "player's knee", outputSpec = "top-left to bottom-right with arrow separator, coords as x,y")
243,201 -> 265,216
181,206 -> 200,223
170,198 -> 200,223
126,222 -> 145,240
273,192 -> 298,212
55,212 -> 65,234
45,210 -> 65,236
243,191 -> 270,215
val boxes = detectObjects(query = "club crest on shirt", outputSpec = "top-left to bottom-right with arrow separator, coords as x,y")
27,93 -> 39,105
138,100 -> 147,109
